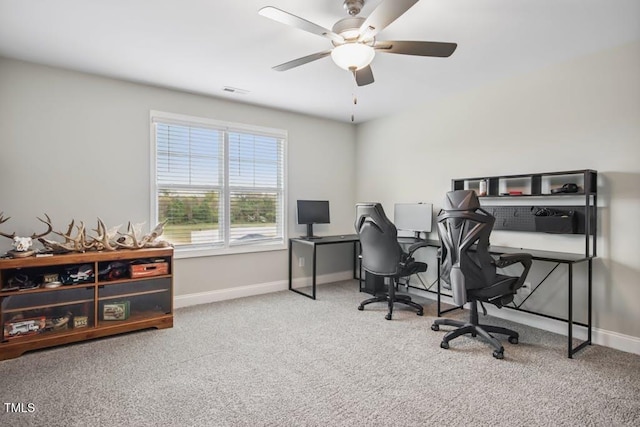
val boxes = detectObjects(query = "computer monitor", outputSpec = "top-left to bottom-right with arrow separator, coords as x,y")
296,200 -> 330,239
394,203 -> 433,237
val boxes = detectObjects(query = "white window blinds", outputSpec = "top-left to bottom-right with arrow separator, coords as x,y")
152,113 -> 286,252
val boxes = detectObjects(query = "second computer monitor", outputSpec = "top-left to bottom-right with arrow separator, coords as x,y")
394,203 -> 433,234
297,200 -> 330,239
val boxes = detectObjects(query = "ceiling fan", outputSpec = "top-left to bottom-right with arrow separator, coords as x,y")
258,0 -> 457,86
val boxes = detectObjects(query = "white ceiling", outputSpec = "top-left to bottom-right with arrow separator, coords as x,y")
1,0 -> 638,123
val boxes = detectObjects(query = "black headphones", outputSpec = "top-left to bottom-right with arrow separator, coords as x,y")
551,183 -> 579,194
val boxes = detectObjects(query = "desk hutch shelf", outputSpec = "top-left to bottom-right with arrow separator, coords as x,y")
0,247 -> 173,360
453,169 -> 597,199
453,169 -> 597,257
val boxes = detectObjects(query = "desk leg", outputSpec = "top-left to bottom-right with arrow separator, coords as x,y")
288,239 -> 293,291
352,241 -> 357,280
289,240 -> 315,300
568,263 -> 573,359
588,259 -> 593,345
437,261 -> 442,317
567,260 -> 592,358
359,246 -> 364,293
312,244 -> 317,300
567,259 -> 593,359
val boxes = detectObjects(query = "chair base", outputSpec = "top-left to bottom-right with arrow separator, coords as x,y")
431,301 -> 518,359
358,292 -> 424,320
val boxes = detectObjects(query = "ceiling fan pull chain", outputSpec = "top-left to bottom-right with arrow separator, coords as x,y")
351,94 -> 356,122
352,93 -> 357,122
351,68 -> 359,122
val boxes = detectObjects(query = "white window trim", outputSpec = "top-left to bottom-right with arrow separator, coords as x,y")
150,110 -> 288,258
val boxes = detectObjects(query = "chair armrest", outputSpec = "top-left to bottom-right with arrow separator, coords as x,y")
494,253 -> 532,269
407,241 -> 429,256
494,253 -> 533,292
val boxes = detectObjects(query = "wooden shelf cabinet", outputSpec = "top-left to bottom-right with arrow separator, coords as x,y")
0,247 -> 173,360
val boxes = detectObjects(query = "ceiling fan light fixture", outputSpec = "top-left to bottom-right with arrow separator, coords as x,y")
331,43 -> 375,71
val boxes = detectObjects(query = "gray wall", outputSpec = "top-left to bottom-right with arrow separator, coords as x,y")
355,41 -> 640,339
0,58 -> 356,296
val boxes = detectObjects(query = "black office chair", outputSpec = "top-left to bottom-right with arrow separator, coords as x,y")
431,190 -> 532,359
355,203 -> 428,320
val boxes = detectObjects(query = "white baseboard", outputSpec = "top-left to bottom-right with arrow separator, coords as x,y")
174,270 -> 353,309
174,275 -> 640,356
590,328 -> 640,356
413,289 -> 640,356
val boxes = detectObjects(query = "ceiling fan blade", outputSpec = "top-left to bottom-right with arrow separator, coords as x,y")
354,65 -> 374,86
358,0 -> 419,40
375,40 -> 457,57
259,6 -> 344,43
273,50 -> 332,71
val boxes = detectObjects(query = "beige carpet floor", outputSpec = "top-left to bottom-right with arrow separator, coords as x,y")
1,280 -> 639,426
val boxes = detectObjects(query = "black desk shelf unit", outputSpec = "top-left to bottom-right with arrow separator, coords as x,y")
452,169 -> 597,258
446,170 -> 597,358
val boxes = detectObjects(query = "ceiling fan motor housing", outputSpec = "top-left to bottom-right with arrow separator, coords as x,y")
343,0 -> 365,16
332,17 -> 373,45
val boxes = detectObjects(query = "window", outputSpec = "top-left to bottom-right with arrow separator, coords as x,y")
151,111 -> 287,256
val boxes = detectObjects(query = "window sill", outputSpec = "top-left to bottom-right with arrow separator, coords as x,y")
173,241 -> 287,259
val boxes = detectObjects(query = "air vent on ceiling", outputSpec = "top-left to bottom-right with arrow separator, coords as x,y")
222,86 -> 250,95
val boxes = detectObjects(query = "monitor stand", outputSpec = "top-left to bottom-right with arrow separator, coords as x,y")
301,224 -> 321,240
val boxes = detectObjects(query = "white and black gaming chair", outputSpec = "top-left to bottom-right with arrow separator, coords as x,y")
431,190 -> 532,359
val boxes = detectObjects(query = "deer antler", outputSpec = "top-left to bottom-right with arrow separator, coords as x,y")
55,220 -> 87,252
73,222 -> 88,252
116,222 -> 146,249
38,218 -> 90,253
32,214 -> 53,239
89,218 -> 120,251
0,212 -> 16,240
38,216 -> 69,242
51,220 -> 74,241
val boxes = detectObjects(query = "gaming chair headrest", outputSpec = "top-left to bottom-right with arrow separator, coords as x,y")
355,203 -> 387,231
443,190 -> 481,211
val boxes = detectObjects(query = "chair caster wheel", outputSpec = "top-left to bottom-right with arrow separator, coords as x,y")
385,313 -> 392,320
417,310 -> 423,316
357,305 -> 364,311
508,336 -> 519,344
440,341 -> 449,349
431,324 -> 439,331
493,349 -> 504,359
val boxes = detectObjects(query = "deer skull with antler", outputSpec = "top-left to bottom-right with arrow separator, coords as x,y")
116,220 -> 170,250
0,212 -> 53,252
